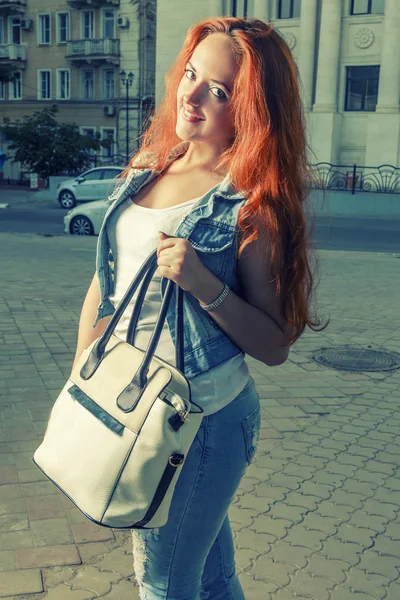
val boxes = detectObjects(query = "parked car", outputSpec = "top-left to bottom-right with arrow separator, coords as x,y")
64,199 -> 109,235
57,166 -> 125,208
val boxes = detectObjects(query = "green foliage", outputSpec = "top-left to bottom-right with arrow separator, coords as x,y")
0,64 -> 19,83
0,105 -> 111,179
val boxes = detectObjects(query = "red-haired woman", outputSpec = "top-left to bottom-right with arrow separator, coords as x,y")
73,17 -> 321,600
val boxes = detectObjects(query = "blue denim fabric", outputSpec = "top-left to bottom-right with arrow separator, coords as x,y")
94,167 -> 248,379
131,378 -> 261,600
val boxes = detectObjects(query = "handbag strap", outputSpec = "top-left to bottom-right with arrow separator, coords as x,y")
175,284 -> 184,373
126,257 -> 184,372
126,264 -> 158,346
80,250 -> 185,408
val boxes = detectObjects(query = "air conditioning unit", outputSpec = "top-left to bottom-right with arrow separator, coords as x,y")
117,15 -> 129,28
103,105 -> 116,116
21,19 -> 33,30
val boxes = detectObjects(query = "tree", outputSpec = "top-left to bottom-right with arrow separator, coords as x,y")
0,64 -> 19,84
0,105 -> 111,180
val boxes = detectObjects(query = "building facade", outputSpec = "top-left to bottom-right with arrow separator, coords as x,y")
155,0 -> 400,168
0,0 -> 155,180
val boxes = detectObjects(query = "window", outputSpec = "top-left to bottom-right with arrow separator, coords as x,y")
9,16 -> 21,44
80,126 -> 96,137
57,12 -> 70,43
101,128 -> 116,158
38,14 -> 51,45
82,70 -> 94,99
277,0 -> 301,19
80,127 -> 96,156
102,9 -> 115,38
229,0 -> 252,17
0,17 -> 4,44
0,80 -> 5,100
103,69 -> 115,99
9,71 -> 22,100
81,168 -> 104,180
38,70 -> 51,100
103,168 -> 123,179
82,11 -> 94,39
350,0 -> 385,15
57,69 -> 70,99
345,66 -> 379,111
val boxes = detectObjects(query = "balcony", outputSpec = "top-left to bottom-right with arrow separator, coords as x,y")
0,0 -> 26,11
67,0 -> 118,7
0,44 -> 26,64
66,39 -> 120,66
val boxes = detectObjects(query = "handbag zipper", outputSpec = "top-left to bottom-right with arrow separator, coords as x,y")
133,452 -> 184,528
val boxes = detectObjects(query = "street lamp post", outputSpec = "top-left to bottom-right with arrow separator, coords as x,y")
120,70 -> 134,163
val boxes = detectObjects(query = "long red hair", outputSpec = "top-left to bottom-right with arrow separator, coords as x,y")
129,17 -> 323,344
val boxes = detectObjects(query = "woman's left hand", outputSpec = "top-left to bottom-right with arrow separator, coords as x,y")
157,231 -> 209,295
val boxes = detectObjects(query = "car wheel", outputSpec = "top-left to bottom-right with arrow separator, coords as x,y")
58,190 -> 76,209
70,216 -> 94,236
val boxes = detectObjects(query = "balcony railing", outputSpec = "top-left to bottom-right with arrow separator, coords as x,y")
0,44 -> 26,61
0,0 -> 26,10
311,163 -> 400,195
66,39 -> 120,64
67,0 -> 118,6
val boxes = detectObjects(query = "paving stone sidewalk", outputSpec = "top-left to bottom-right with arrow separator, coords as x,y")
0,232 -> 399,599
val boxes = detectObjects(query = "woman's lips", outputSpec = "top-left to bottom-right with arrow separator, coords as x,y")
182,107 -> 204,122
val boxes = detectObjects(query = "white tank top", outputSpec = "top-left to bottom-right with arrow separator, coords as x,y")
106,196 -> 251,416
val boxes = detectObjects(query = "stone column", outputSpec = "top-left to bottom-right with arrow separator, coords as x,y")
208,0 -> 225,16
313,0 -> 342,112
365,0 -> 400,166
298,0 -> 317,110
375,0 -> 400,113
309,0 -> 342,163
253,0 -> 270,22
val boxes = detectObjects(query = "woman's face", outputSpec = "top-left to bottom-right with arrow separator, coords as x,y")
176,33 -> 238,148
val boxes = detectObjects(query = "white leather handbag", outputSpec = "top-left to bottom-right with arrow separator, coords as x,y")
33,250 -> 203,529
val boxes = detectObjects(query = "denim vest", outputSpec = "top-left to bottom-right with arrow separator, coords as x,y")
94,165 -> 248,379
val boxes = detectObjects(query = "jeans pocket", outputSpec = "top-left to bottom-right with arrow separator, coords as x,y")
241,403 -> 261,465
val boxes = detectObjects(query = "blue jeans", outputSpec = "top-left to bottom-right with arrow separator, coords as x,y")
131,378 -> 261,600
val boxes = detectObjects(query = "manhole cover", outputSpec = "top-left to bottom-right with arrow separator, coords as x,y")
312,346 -> 400,372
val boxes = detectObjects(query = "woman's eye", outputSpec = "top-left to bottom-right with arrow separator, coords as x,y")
211,88 -> 227,100
184,69 -> 227,101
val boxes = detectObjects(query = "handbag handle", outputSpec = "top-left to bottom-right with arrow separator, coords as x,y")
126,265 -> 184,372
80,250 -> 184,411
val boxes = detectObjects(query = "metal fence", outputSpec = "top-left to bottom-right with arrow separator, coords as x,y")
310,163 -> 400,195
2,159 -> 400,195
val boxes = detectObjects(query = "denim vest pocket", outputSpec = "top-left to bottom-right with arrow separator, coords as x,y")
188,220 -> 236,280
242,403 -> 261,465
